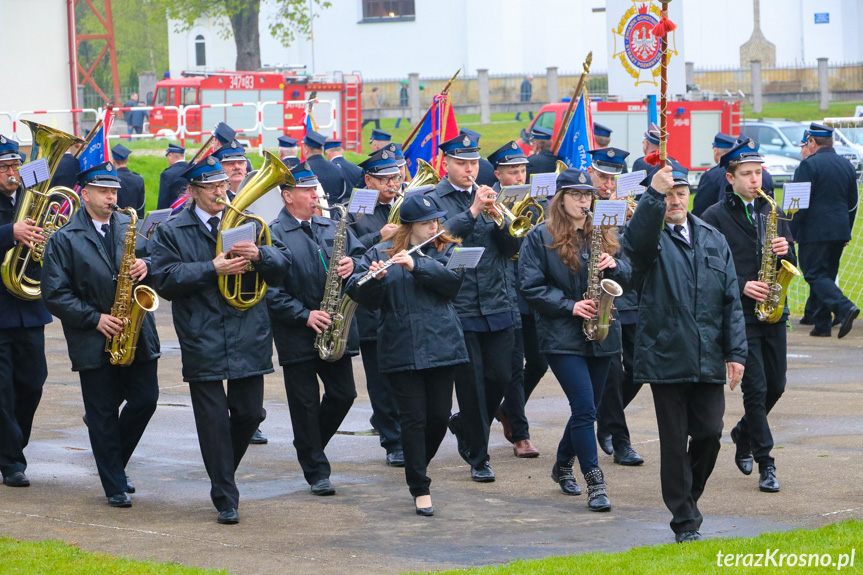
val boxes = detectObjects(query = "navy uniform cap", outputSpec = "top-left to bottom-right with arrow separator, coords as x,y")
644,123 -> 661,145
111,144 -> 132,161
799,130 -> 810,146
439,133 -> 481,160
288,161 -> 320,188
530,126 -> 553,140
0,135 -> 21,162
399,193 -> 447,224
78,161 -> 122,188
166,143 -> 185,155
324,139 -> 342,150
304,130 -> 327,149
277,135 -> 298,148
593,123 -> 612,138
720,138 -> 764,168
370,128 -> 391,143
808,122 -> 833,137
359,147 -> 400,176
712,133 -> 736,149
589,147 -> 630,175
672,168 -> 690,187
213,140 -> 247,162
459,127 -> 482,141
281,156 -> 301,170
387,143 -> 406,166
181,155 -> 228,184
214,122 -> 236,145
556,168 -> 598,192
487,141 -> 528,167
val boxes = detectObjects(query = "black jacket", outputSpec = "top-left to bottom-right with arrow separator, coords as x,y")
621,187 -> 747,385
306,154 -> 348,205
41,208 -> 160,371
702,186 -> 797,324
149,206 -> 291,382
519,222 -> 631,356
157,161 -> 189,210
332,156 -> 363,190
49,153 -> 80,191
346,202 -> 392,341
692,164 -> 725,218
0,190 -> 52,329
266,208 -> 364,365
526,150 -> 559,179
116,167 -> 146,218
790,147 -> 858,244
426,178 -> 522,319
476,158 -> 498,188
346,240 -> 469,373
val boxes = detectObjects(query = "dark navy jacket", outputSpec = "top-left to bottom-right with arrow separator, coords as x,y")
347,240 -> 469,373
306,154 -> 348,205
692,165 -> 774,218
790,147 -> 858,244
526,150 -> 559,179
346,202 -> 392,341
332,156 -> 363,190
116,167 -> 146,219
49,153 -> 80,191
157,161 -> 190,210
476,158 -> 498,188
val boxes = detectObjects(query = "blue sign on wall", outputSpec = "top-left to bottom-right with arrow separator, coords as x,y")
814,12 -> 830,24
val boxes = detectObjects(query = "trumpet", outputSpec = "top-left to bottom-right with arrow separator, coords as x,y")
469,177 -> 532,237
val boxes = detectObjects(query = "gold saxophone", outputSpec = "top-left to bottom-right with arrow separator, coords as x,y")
753,189 -> 802,323
388,159 -> 440,224
314,203 -> 359,362
106,206 -> 160,366
1,121 -> 83,300
582,209 -> 623,342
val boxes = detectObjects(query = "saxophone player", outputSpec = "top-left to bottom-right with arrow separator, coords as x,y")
518,168 -> 631,512
0,136 -> 50,489
149,157 -> 291,524
42,162 -> 160,508
266,162 -> 364,497
701,139 -> 795,493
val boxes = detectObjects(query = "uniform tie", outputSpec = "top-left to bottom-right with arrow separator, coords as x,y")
673,224 -> 689,245
100,223 -> 114,261
746,203 -> 756,226
300,220 -> 314,240
208,216 -> 220,240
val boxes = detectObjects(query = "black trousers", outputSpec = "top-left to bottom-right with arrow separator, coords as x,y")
189,375 -> 265,511
388,366 -> 455,497
501,314 -> 549,442
453,327 -> 514,468
596,322 -> 644,451
734,322 -> 787,467
0,326 -> 47,478
798,241 -> 855,334
359,340 -> 401,454
283,357 -> 356,485
79,359 -> 159,497
651,382 -> 724,534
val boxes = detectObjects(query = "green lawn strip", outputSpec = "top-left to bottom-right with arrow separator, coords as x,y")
411,520 -> 862,575
0,537 -> 225,575
743,101 -> 863,123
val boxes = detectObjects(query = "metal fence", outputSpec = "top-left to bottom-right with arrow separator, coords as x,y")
692,61 -> 863,97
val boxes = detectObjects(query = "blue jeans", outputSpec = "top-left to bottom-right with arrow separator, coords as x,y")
546,354 -> 611,474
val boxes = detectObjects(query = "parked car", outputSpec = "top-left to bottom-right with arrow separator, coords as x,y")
761,153 -> 799,185
741,119 -> 860,172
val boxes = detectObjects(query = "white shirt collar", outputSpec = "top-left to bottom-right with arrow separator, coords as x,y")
92,217 -> 110,236
672,219 -> 690,241
194,205 -> 222,228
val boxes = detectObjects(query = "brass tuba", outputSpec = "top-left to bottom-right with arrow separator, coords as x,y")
1,121 -> 83,300
388,159 -> 441,224
215,150 -> 293,310
753,188 -> 802,323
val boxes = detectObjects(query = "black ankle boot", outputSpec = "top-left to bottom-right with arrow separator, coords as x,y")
551,460 -> 581,496
584,468 -> 611,512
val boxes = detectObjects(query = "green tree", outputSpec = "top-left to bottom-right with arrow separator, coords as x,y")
153,0 -> 330,71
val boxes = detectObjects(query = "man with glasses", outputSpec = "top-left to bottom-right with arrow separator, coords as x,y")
150,155 -> 291,524
0,136 -> 51,488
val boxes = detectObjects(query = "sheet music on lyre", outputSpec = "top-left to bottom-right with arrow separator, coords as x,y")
446,246 -> 485,271
615,170 -> 646,199
347,189 -> 379,215
498,185 -> 530,206
591,200 -> 628,228
529,172 -> 556,198
19,159 -> 49,188
135,209 -> 172,251
782,182 -> 811,214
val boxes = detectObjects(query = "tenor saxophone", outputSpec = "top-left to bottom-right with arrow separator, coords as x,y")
105,206 -> 159,366
753,189 -> 802,323
582,209 -> 623,342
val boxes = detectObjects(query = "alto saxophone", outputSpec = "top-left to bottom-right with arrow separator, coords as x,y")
753,189 -> 802,323
314,204 -> 359,362
105,206 -> 160,366
582,209 -> 623,342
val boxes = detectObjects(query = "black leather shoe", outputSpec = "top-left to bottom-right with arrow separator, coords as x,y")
125,475 -> 135,494
107,493 -> 132,508
386,450 -> 405,467
311,478 -> 336,496
2,471 -> 30,487
470,463 -> 495,483
675,530 -> 703,543
414,496 -> 434,517
838,306 -> 859,339
759,465 -> 780,492
613,445 -> 644,466
217,508 -> 239,524
448,414 -> 471,464
584,468 -> 611,512
730,427 -> 754,476
799,316 -> 814,326
596,430 -> 613,456
551,461 -> 581,496
249,428 -> 268,445
810,328 -> 831,337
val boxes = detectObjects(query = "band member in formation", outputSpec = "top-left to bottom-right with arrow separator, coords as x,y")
622,165 -> 747,542
525,126 -> 559,178
49,140 -> 83,190
690,133 -> 736,217
266,162 -> 362,496
592,124 -> 627,174
631,124 -> 682,173
347,193 -> 467,516
42,162 -> 160,507
701,138 -> 795,493
150,156 -> 291,524
795,130 -> 825,327
791,122 -> 859,338
369,129 -> 392,152
588,148 -> 645,467
486,141 -> 540,458
0,137 -> 50,488
157,143 -> 189,210
427,133 -> 522,482
213,140 -> 249,200
389,143 -> 408,187
460,129 -> 498,187
519,168 -> 629,511
348,148 -> 404,466
277,136 -> 299,162
303,131 -> 348,205
325,139 -> 363,190
110,144 -> 146,218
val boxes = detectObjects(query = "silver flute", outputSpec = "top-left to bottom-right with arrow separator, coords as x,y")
356,230 -> 447,286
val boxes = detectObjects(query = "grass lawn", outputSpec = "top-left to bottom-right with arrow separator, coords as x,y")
743,100 -> 863,123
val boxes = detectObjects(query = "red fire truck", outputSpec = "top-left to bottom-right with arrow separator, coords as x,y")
148,70 -> 363,151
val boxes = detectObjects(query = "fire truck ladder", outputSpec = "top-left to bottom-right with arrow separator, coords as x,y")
342,72 -> 363,153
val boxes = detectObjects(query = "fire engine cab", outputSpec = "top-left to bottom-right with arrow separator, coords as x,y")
148,70 -> 363,151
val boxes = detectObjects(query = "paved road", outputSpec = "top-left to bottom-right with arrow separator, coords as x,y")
1,310 -> 861,574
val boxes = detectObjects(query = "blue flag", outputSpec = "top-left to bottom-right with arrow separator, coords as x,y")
557,91 -> 594,170
403,109 -> 434,178
78,119 -> 111,172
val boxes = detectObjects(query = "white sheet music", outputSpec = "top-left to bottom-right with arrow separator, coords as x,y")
446,246 -> 485,270
530,172 -> 556,198
498,185 -> 530,205
347,189 -> 379,214
782,182 -> 811,212
591,200 -> 628,228
19,159 -> 50,188
615,170 -> 646,198
220,222 -> 256,253
139,209 -> 172,238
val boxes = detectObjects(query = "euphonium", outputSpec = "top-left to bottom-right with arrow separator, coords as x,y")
215,150 -> 293,310
509,195 -> 544,232
106,206 -> 160,366
753,188 -> 802,323
388,159 -> 440,224
1,121 -> 83,300
314,203 -> 359,361
582,209 -> 623,342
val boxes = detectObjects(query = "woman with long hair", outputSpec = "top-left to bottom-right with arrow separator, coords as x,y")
347,193 -> 467,517
518,168 -> 631,512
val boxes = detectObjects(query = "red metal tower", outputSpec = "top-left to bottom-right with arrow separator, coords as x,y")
70,0 -> 122,106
